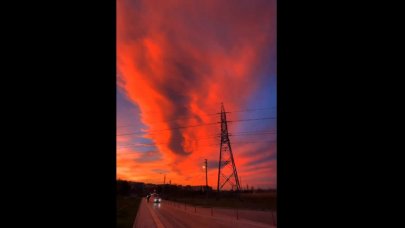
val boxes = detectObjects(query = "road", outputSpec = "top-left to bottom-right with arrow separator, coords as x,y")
133,198 -> 276,228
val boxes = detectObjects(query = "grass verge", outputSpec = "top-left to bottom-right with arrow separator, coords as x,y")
117,196 -> 142,228
166,192 -> 276,211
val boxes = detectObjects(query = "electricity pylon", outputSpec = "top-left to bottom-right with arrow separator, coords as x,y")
217,103 -> 241,196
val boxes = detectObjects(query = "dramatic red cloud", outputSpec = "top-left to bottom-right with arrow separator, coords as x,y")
117,0 -> 276,189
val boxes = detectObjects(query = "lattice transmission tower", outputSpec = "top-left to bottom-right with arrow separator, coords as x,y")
217,103 -> 241,195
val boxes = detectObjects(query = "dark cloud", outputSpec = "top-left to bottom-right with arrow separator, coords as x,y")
168,129 -> 191,156
245,153 -> 276,167
134,150 -> 162,163
152,168 -> 169,174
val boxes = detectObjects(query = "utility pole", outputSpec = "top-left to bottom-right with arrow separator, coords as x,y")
205,159 -> 208,192
162,173 -> 166,196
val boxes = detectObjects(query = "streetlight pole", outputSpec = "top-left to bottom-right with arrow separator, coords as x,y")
205,159 -> 208,193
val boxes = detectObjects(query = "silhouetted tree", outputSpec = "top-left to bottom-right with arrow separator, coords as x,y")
117,180 -> 131,196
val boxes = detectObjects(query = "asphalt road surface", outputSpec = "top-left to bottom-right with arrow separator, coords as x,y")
133,198 -> 276,228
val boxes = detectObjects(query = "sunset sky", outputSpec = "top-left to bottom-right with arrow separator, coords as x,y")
117,0 -> 276,189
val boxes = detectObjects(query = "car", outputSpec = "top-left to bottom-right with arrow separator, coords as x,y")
153,195 -> 162,203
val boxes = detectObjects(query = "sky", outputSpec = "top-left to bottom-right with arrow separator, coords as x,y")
117,0 -> 276,190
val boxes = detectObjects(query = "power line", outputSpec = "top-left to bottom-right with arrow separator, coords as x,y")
230,130 -> 276,135
117,122 -> 218,136
117,114 -> 218,128
231,132 -> 276,137
197,141 -> 276,148
228,117 -> 276,123
227,107 -> 276,113
192,131 -> 277,141
117,139 -> 276,149
117,117 -> 275,137
117,130 -> 277,148
117,107 -> 276,128
117,132 -> 276,147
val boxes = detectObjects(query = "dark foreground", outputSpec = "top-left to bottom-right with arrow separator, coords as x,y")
117,196 -> 142,228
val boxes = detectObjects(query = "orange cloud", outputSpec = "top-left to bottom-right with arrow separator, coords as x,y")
117,0 -> 276,189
